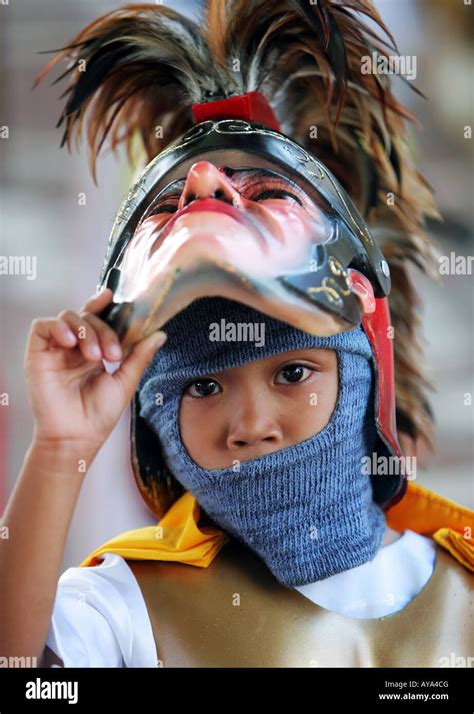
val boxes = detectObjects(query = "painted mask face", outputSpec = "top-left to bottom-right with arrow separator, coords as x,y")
97,118 -> 392,348
114,159 -> 351,343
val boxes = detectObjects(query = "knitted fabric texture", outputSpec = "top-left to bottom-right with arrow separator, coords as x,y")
138,297 -> 386,587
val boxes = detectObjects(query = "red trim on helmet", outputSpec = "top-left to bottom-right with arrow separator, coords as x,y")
363,297 -> 408,509
347,269 -> 376,315
192,91 -> 281,131
362,297 -> 402,460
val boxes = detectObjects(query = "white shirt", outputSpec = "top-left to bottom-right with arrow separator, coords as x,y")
45,529 -> 437,667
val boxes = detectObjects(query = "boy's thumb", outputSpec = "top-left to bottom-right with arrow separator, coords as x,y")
134,330 -> 168,368
144,329 -> 168,353
115,330 -> 167,400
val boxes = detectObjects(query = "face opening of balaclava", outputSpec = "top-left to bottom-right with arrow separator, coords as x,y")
138,296 -> 387,589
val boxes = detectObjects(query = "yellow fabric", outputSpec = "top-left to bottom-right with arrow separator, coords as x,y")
386,481 -> 474,572
432,528 -> 473,572
80,481 -> 473,573
80,491 -> 230,568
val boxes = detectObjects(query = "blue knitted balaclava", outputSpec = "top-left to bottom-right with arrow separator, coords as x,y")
138,296 -> 386,588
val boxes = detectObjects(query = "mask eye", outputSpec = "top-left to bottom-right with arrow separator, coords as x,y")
236,174 -> 308,207
146,196 -> 180,218
152,202 -> 179,214
184,378 -> 222,398
251,188 -> 304,206
140,179 -> 187,223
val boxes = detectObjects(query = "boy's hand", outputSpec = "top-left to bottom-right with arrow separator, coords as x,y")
24,288 -> 167,453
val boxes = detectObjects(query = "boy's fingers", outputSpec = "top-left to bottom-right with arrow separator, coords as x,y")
57,310 -> 103,362
79,312 -> 122,362
28,318 -> 77,353
113,330 -> 167,402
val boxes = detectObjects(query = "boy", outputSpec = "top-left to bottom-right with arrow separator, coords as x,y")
1,0 -> 472,668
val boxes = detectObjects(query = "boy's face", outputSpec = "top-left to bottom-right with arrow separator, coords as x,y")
179,347 -> 338,469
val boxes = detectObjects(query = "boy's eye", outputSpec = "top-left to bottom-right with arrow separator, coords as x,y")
184,378 -> 222,398
275,364 -> 314,384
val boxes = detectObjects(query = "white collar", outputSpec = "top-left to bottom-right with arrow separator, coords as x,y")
293,529 -> 437,619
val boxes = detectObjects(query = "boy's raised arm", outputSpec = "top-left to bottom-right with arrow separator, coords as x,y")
0,440 -> 97,663
0,288 -> 167,664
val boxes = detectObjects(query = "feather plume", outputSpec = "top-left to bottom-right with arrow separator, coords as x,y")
33,0 -> 441,453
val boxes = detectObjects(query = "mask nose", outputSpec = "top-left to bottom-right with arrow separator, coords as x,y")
178,161 -> 241,209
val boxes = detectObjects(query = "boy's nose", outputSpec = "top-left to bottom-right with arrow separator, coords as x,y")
226,405 -> 283,453
178,161 -> 241,209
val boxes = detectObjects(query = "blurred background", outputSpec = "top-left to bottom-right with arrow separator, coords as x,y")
1,0 -> 472,571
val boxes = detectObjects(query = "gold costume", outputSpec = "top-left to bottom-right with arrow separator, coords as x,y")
82,482 -> 473,668
128,538 -> 472,668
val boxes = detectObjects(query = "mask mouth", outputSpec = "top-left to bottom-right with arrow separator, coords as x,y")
153,197 -> 251,238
